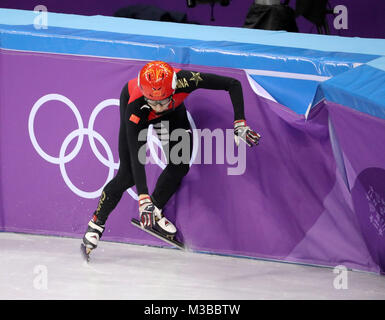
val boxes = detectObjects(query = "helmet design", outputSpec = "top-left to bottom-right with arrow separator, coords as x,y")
138,61 -> 177,100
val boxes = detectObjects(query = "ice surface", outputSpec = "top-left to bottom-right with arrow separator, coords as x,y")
1,232 -> 384,300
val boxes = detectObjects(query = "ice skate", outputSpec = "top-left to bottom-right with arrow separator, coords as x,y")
131,217 -> 184,250
152,206 -> 177,240
139,198 -> 177,237
134,197 -> 183,249
80,215 -> 105,262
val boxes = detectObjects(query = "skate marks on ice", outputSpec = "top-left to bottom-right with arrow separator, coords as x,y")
1,232 -> 385,299
81,218 -> 186,264
80,243 -> 91,263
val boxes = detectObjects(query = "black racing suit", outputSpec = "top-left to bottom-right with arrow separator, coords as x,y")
94,69 -> 246,224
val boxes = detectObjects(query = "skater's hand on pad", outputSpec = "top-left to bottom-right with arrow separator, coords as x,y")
234,120 -> 261,147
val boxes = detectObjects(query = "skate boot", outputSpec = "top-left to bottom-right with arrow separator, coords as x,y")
81,215 -> 105,261
153,206 -> 177,240
139,197 -> 177,239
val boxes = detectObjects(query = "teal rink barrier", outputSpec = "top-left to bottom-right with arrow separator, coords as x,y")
1,8 -> 384,114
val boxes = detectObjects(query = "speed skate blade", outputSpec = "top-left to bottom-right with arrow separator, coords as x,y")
131,218 -> 185,250
80,243 -> 91,262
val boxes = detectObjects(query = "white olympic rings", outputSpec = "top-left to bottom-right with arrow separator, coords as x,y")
28,93 -> 197,200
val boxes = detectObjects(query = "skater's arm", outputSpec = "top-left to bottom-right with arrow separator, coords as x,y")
176,70 -> 245,121
176,70 -> 261,147
119,83 -> 129,118
177,70 -> 261,147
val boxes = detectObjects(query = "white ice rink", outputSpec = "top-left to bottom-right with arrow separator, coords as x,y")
1,232 -> 385,300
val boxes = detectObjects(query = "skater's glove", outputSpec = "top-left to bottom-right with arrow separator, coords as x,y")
138,196 -> 155,228
234,120 -> 261,147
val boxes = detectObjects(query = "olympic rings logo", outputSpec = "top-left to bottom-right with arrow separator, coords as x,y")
28,93 -> 198,200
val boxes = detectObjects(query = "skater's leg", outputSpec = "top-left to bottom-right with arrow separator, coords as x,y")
93,168 -> 134,224
146,110 -> 192,237
151,111 -> 193,209
151,163 -> 190,209
83,119 -> 138,250
82,168 -> 134,250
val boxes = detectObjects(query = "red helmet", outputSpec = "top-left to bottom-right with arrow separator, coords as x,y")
138,61 -> 177,100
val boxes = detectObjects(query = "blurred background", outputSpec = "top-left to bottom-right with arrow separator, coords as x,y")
1,0 -> 384,39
